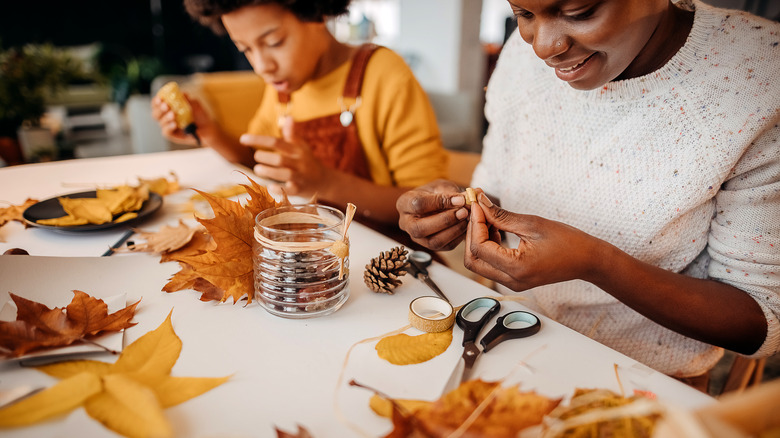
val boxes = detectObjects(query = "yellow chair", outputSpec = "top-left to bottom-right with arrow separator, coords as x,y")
190,71 -> 265,142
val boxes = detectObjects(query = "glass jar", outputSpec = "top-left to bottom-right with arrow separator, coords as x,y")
252,204 -> 349,318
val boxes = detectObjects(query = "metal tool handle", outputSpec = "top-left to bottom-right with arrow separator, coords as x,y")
480,311 -> 541,352
456,297 -> 500,346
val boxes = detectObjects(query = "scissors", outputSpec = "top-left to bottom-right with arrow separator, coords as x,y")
440,297 -> 541,395
407,251 -> 450,303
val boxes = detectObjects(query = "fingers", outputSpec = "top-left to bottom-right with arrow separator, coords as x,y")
465,203 -> 522,287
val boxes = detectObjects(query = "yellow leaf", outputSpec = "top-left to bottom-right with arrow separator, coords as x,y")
0,372 -> 101,427
36,359 -> 112,379
60,197 -> 114,224
369,394 -> 430,418
112,312 -> 181,375
36,215 -> 89,226
376,329 -> 453,365
85,374 -> 172,438
151,375 -> 231,408
115,212 -> 138,223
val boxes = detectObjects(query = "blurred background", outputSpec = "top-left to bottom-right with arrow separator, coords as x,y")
0,0 -> 777,165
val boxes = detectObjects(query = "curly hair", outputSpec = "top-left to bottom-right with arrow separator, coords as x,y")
184,0 -> 351,34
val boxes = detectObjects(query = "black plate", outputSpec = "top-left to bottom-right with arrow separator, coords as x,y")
23,190 -> 163,232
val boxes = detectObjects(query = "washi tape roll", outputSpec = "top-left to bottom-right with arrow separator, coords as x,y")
408,296 -> 455,333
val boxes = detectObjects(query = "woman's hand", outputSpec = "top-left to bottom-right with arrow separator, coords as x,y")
151,93 -> 215,146
465,193 -> 606,291
242,117 -> 333,198
396,180 -> 470,251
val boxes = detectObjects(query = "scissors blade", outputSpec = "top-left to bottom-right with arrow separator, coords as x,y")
421,277 -> 450,303
440,342 -> 481,396
407,258 -> 450,302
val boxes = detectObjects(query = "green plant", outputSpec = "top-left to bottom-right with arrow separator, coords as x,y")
0,43 -> 95,137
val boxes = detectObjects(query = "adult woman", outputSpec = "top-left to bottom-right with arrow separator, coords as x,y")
397,0 -> 779,386
153,0 -> 447,225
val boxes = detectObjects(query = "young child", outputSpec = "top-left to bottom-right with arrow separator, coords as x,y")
397,0 -> 780,390
153,0 -> 448,225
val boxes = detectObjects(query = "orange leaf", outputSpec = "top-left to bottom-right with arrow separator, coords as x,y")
162,174 -> 284,304
0,198 -> 37,228
375,380 -> 561,438
0,291 -> 140,358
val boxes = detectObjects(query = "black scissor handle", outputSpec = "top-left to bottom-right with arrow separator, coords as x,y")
480,311 -> 541,352
456,297 -> 500,346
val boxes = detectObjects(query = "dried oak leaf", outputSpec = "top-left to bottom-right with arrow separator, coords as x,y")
125,220 -> 202,254
371,379 -> 561,438
163,176 -> 285,303
0,198 -> 37,228
0,291 -> 140,358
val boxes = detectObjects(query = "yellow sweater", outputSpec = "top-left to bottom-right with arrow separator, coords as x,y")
247,47 -> 447,187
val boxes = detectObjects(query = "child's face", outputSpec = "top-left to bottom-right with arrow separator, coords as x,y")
507,0 -> 668,90
223,3 -> 328,93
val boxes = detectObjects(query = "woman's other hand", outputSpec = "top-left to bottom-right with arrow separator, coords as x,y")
396,180 -> 470,251
243,117 -> 332,198
465,193 -> 605,291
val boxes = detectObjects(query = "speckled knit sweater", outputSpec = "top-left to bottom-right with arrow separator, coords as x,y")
473,0 -> 780,377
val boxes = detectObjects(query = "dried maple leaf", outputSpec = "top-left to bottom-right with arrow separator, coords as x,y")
0,291 -> 140,358
367,379 -> 560,438
163,174 -> 286,303
124,220 -> 202,254
0,198 -> 37,228
0,312 -> 230,437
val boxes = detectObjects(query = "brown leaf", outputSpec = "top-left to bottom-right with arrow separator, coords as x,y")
375,380 -> 560,438
0,291 -> 140,358
0,198 -> 37,228
126,220 -> 201,254
162,174 -> 283,303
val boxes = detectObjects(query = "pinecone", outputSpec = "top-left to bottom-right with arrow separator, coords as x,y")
363,246 -> 409,294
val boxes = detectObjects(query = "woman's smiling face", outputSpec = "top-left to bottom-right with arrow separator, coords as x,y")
507,0 -> 669,90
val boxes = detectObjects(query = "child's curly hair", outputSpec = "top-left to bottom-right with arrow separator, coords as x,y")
185,0 -> 351,34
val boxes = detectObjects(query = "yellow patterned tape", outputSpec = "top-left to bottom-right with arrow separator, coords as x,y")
408,296 -> 455,333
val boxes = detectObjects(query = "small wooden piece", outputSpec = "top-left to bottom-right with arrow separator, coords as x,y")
465,187 -> 477,205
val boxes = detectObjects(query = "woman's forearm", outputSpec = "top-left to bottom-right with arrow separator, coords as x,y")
587,242 -> 767,354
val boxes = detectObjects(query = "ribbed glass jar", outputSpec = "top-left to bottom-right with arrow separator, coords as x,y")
252,204 -> 349,318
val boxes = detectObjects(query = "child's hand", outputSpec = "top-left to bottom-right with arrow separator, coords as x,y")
242,117 -> 332,197
151,94 -> 212,146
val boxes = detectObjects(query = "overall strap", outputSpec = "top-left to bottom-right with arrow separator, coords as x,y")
342,43 -> 378,99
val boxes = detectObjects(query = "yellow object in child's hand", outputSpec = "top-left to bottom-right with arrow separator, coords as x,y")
156,82 -> 201,145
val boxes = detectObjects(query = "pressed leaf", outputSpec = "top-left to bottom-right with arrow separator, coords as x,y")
150,375 -> 232,408
0,291 -> 139,358
189,184 -> 246,201
84,374 -> 172,438
376,329 -> 453,365
126,220 -> 200,254
112,312 -> 180,375
139,172 -> 180,196
37,359 -> 113,379
59,197 -> 114,224
0,372 -> 101,427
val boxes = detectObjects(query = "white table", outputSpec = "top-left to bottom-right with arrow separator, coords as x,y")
0,149 -> 714,437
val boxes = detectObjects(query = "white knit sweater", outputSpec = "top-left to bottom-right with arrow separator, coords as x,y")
473,1 -> 780,377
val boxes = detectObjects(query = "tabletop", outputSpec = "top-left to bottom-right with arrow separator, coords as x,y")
0,148 -> 714,437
